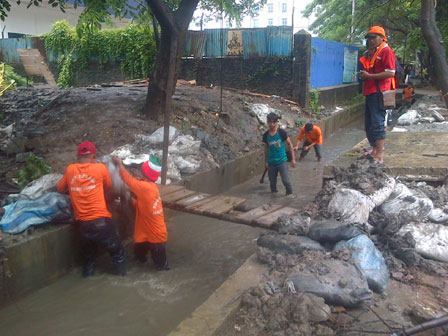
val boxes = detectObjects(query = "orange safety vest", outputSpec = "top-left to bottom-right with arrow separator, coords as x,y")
361,41 -> 396,90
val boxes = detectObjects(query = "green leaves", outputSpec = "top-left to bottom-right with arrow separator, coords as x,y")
44,21 -> 157,87
18,153 -> 51,190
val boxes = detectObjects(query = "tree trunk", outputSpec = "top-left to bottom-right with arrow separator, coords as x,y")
143,31 -> 185,120
421,0 -> 448,107
143,0 -> 199,120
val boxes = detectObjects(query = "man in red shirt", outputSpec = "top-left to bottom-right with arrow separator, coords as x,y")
358,26 -> 396,164
57,141 -> 126,277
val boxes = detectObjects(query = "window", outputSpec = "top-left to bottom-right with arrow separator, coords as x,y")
282,3 -> 287,12
253,19 -> 259,28
282,18 -> 287,25
267,3 -> 273,13
268,18 -> 273,26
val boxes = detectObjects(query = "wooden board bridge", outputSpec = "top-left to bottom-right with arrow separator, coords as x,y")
159,185 -> 300,230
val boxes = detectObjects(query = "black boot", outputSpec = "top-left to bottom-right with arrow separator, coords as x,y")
115,261 -> 127,277
82,261 -> 95,278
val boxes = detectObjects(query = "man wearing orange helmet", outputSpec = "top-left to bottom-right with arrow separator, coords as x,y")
358,26 -> 396,164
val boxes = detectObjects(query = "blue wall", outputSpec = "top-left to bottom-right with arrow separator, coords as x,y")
311,38 -> 358,88
0,37 -> 35,63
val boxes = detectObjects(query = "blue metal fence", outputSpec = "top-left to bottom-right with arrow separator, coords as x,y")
310,38 -> 359,88
0,37 -> 34,63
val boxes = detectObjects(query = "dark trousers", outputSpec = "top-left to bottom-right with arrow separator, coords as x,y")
78,217 -> 125,268
365,93 -> 386,147
134,242 -> 169,270
267,161 -> 292,194
300,141 -> 323,159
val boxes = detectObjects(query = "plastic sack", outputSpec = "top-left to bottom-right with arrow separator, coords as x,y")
0,192 -> 73,234
169,135 -> 201,156
102,155 -> 129,201
369,176 -> 396,207
328,188 -> 375,224
308,220 -> 363,244
286,258 -> 372,307
133,126 -> 179,150
397,110 -> 420,126
278,214 -> 311,236
380,183 -> 433,220
19,173 -> 63,200
429,208 -> 448,224
335,235 -> 389,293
398,223 -> 448,263
173,155 -> 200,174
257,234 -> 327,255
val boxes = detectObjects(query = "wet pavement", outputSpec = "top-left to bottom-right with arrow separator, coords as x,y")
0,119 -> 366,336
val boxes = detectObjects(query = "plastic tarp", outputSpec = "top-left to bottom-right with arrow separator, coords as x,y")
398,223 -> 448,263
335,235 -> 389,293
0,192 -> 73,234
286,258 -> 372,307
380,183 -> 433,220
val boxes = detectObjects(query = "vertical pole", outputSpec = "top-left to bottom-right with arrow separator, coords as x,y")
350,0 -> 355,43
161,34 -> 178,185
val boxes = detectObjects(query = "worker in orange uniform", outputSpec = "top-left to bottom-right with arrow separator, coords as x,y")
57,141 -> 126,277
403,82 -> 415,107
294,123 -> 323,163
113,154 -> 169,271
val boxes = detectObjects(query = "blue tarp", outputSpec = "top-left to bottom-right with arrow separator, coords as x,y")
0,192 -> 74,234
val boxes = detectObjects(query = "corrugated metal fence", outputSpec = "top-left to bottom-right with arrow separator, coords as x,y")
184,26 -> 293,59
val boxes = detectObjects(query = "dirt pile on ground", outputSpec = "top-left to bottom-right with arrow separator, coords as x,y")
217,160 -> 448,336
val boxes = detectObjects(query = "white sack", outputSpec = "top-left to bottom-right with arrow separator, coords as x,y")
169,135 -> 201,155
368,176 -> 396,207
20,173 -> 63,199
397,110 -> 420,126
380,183 -> 433,220
429,208 -> 448,224
328,188 -> 375,224
398,223 -> 448,263
174,156 -> 200,174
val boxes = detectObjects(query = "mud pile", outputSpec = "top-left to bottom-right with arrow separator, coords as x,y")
219,160 -> 448,336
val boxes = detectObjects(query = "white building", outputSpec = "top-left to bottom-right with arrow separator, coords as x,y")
0,2 -> 131,39
191,0 -> 314,33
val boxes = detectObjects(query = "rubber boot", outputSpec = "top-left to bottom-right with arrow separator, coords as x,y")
82,261 -> 95,278
115,261 -> 127,277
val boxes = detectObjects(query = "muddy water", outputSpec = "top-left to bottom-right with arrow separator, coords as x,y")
0,120 -> 365,336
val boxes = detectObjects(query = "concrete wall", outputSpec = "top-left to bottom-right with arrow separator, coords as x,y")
317,83 -> 360,107
0,103 -> 364,307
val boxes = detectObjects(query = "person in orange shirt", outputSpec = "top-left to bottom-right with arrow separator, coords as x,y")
294,123 -> 323,163
403,82 -> 415,106
57,141 -> 126,277
113,154 -> 169,271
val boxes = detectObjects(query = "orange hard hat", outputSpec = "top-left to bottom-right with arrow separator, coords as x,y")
365,26 -> 386,40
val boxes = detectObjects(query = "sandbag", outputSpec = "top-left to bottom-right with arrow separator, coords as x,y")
257,234 -> 326,255
0,192 -> 73,234
286,258 -> 372,307
398,223 -> 448,263
369,176 -> 396,207
380,183 -> 433,220
328,188 -> 375,224
102,155 -> 129,201
397,110 -> 420,126
277,214 -> 310,236
169,135 -> 201,156
19,173 -> 63,200
429,208 -> 448,224
308,220 -> 363,244
335,235 -> 389,293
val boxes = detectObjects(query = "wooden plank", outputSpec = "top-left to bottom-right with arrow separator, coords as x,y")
184,195 -> 221,211
162,189 -> 196,203
159,185 -> 185,197
236,204 -> 284,224
201,197 -> 246,216
255,207 -> 300,228
176,193 -> 210,208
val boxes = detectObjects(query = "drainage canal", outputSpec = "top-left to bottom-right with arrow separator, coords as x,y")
0,119 -> 365,336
